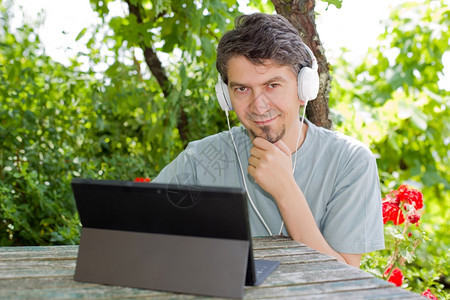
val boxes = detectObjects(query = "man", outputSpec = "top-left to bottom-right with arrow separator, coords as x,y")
153,13 -> 384,267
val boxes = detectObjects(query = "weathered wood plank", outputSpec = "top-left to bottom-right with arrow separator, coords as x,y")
260,264 -> 374,287
0,277 -> 421,299
275,260 -> 348,273
0,254 -> 334,273
262,253 -> 336,264
0,276 -> 94,290
0,245 -> 78,254
2,239 -> 298,254
0,268 -> 75,279
305,286 -> 423,299
244,277 -> 395,298
0,251 -> 359,284
0,259 -> 348,281
0,259 -> 76,272
252,236 -> 306,250
0,284 -> 173,299
0,277 -> 198,299
254,246 -> 319,258
0,246 -> 78,261
0,238 -> 421,299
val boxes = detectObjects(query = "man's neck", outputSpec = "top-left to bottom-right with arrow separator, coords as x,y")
284,120 -> 308,154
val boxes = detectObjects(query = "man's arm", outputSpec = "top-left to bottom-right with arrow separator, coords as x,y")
248,137 -> 361,267
267,171 -> 361,267
341,253 -> 362,267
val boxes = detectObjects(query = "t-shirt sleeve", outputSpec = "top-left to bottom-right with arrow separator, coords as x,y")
320,153 -> 385,254
151,144 -> 198,185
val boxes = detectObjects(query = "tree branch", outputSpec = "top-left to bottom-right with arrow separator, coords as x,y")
271,0 -> 333,129
142,47 -> 172,97
125,0 -> 172,98
125,0 -> 190,143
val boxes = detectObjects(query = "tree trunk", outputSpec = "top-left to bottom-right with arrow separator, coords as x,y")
125,0 -> 189,143
271,0 -> 333,129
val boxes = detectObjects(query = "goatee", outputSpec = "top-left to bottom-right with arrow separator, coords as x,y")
250,125 -> 286,143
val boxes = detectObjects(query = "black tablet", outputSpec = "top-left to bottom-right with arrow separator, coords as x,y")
72,178 -> 279,297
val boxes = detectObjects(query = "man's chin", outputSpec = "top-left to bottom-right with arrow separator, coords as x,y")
264,134 -> 282,144
249,126 -> 285,144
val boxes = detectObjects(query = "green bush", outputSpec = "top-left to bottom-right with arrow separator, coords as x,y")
0,0 -> 232,245
0,5 -> 169,245
330,1 -> 449,297
1,0 -> 448,297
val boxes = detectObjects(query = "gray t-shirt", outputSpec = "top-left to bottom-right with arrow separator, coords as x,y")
153,119 -> 385,254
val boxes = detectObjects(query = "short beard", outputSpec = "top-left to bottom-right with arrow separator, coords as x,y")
250,125 -> 285,143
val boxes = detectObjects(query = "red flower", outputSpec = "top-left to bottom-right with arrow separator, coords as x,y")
382,184 -> 424,225
396,184 -> 423,210
384,192 -> 400,205
382,201 -> 405,225
134,177 -> 151,182
406,208 -> 421,224
421,289 -> 438,300
384,267 -> 404,287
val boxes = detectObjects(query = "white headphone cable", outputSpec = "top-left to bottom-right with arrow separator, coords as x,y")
292,101 -> 308,175
278,101 -> 308,235
225,110 -> 273,235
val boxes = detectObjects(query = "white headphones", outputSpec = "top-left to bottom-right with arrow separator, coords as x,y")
215,43 -> 320,112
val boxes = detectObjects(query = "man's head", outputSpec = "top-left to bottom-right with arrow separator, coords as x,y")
216,13 -> 317,146
216,13 -> 312,84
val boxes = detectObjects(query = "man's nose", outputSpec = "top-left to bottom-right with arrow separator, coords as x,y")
250,91 -> 271,115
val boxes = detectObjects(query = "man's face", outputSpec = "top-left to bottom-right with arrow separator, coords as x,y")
227,56 -> 302,144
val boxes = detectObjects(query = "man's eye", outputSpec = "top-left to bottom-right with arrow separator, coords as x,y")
236,87 -> 248,92
268,83 -> 280,89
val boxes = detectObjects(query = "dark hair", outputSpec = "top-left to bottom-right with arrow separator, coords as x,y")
216,13 -> 311,84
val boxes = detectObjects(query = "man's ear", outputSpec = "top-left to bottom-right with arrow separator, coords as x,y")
299,99 -> 307,106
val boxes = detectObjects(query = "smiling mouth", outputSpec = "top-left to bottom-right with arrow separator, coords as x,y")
253,115 -> 278,125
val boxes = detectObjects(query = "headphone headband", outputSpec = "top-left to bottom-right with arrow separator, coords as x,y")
303,44 -> 318,71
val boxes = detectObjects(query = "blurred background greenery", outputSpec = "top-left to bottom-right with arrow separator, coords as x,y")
0,0 -> 448,297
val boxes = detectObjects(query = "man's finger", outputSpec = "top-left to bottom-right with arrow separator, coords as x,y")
249,146 -> 265,159
252,137 -> 273,150
274,140 -> 292,157
248,155 -> 260,168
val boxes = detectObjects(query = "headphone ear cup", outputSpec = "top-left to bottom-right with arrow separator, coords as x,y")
215,78 -> 233,111
297,66 -> 320,102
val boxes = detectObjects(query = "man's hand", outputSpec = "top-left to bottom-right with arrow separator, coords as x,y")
247,137 -> 295,198
247,138 -> 362,268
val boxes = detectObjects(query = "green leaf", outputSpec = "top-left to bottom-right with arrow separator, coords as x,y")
400,249 -> 415,263
75,27 -> 87,41
321,0 -> 342,9
410,106 -> 428,131
200,36 -> 214,60
248,0 -> 276,13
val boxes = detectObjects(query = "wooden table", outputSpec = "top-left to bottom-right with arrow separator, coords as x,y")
0,236 -> 422,299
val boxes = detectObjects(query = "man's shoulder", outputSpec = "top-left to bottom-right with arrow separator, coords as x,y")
308,120 -> 375,161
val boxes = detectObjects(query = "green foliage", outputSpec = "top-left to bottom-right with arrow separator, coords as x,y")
331,0 -> 450,192
1,1 -> 449,297
0,0 -> 249,246
0,3 -> 89,244
87,0 -> 244,142
329,0 -> 449,297
0,1 -> 167,244
247,0 -> 275,13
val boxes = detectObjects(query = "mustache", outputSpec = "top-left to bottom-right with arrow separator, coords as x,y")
246,110 -> 281,122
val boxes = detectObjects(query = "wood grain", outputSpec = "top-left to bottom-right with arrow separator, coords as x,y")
0,237 -> 423,299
